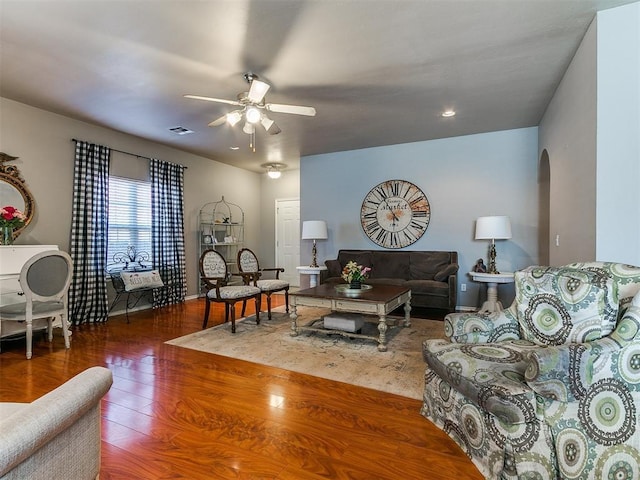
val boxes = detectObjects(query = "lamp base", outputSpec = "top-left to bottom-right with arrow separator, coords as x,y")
310,240 -> 319,268
487,242 -> 499,274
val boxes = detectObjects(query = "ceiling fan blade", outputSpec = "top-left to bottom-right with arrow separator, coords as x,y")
266,103 -> 316,116
184,94 -> 243,106
247,79 -> 270,104
208,115 -> 228,127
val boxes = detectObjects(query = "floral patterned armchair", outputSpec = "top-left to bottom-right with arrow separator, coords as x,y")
421,262 -> 640,479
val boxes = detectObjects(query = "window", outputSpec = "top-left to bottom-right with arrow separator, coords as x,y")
107,176 -> 152,265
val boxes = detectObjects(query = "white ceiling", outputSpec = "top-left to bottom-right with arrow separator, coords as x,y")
1,0 -> 635,173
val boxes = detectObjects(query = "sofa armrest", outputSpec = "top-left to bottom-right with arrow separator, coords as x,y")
448,274 -> 457,311
0,366 -> 113,479
526,305 -> 640,402
445,303 -> 520,343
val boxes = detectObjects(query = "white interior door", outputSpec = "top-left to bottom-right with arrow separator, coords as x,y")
275,198 -> 300,287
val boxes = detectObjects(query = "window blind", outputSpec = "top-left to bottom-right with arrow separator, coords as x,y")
107,176 -> 152,265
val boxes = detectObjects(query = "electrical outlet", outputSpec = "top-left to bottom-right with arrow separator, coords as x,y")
460,283 -> 467,292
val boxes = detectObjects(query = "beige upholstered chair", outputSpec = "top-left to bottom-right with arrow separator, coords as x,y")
0,366 -> 113,480
199,249 -> 261,333
0,250 -> 72,359
237,248 -> 289,320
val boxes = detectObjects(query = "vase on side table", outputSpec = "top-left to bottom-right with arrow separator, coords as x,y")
1,226 -> 14,245
349,280 -> 362,289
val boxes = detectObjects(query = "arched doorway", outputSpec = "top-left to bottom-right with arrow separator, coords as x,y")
538,150 -> 550,265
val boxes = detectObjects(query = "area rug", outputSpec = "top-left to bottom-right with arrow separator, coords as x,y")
166,306 -> 446,400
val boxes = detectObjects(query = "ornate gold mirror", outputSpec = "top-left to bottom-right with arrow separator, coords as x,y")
0,153 -> 35,239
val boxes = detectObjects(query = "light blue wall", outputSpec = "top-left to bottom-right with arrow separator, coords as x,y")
301,127 -> 539,309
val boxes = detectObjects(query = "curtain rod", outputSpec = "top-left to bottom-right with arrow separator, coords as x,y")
71,138 -> 187,169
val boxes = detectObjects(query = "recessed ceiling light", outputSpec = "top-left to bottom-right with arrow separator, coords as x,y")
441,110 -> 456,118
229,146 -> 239,150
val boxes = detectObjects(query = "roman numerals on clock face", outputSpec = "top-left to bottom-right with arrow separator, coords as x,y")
360,180 -> 430,249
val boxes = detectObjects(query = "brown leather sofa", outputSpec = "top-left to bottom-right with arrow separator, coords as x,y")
323,249 -> 459,311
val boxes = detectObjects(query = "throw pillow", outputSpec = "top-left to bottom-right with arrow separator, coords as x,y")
120,270 -> 164,292
515,266 -> 618,346
434,263 -> 459,282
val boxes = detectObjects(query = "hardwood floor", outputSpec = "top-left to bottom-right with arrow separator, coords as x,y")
0,296 -> 483,480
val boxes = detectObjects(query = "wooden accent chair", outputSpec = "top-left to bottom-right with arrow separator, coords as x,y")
237,248 -> 289,320
199,249 -> 261,333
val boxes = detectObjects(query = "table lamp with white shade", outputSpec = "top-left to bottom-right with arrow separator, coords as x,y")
301,220 -> 328,268
475,216 -> 512,274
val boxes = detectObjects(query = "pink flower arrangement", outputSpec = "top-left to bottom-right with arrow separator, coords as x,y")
0,205 -> 27,230
341,261 -> 372,284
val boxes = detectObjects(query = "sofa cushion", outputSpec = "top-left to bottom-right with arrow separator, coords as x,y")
336,250 -> 372,271
409,251 -> 452,280
367,278 -> 407,287
423,338 -> 540,424
406,279 -> 450,296
515,266 -> 618,346
371,251 -> 410,279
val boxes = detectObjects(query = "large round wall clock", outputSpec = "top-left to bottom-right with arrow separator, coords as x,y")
360,179 -> 431,249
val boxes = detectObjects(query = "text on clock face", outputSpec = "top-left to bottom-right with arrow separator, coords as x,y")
377,199 -> 412,230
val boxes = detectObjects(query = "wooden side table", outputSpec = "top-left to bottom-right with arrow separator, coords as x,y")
469,272 -> 514,313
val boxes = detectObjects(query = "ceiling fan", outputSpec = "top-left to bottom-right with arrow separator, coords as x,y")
184,73 -> 316,137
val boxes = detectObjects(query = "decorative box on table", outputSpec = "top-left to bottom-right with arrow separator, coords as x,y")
323,313 -> 364,333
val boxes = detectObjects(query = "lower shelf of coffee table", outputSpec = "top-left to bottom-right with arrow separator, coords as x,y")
297,314 -> 402,345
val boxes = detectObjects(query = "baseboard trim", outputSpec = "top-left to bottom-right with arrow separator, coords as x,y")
455,306 -> 477,312
108,294 -> 201,317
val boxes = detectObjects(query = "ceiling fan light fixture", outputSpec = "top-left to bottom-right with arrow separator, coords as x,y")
266,164 -> 282,179
242,122 -> 255,135
189,72 -> 316,139
227,111 -> 242,126
261,116 -> 274,130
247,78 -> 271,104
246,106 -> 261,124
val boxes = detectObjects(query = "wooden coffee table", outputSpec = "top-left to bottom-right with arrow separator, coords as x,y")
290,283 -> 411,352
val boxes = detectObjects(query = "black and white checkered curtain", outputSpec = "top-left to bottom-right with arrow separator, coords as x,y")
150,158 -> 187,307
69,141 -> 110,324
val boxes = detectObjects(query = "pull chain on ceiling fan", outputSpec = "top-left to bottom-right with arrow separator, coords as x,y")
185,72 -> 316,151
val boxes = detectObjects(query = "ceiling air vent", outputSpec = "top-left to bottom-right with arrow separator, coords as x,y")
169,126 -> 193,135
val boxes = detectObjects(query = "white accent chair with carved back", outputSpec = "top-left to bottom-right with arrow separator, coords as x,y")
0,250 -> 72,359
237,248 -> 289,320
199,249 -> 261,333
